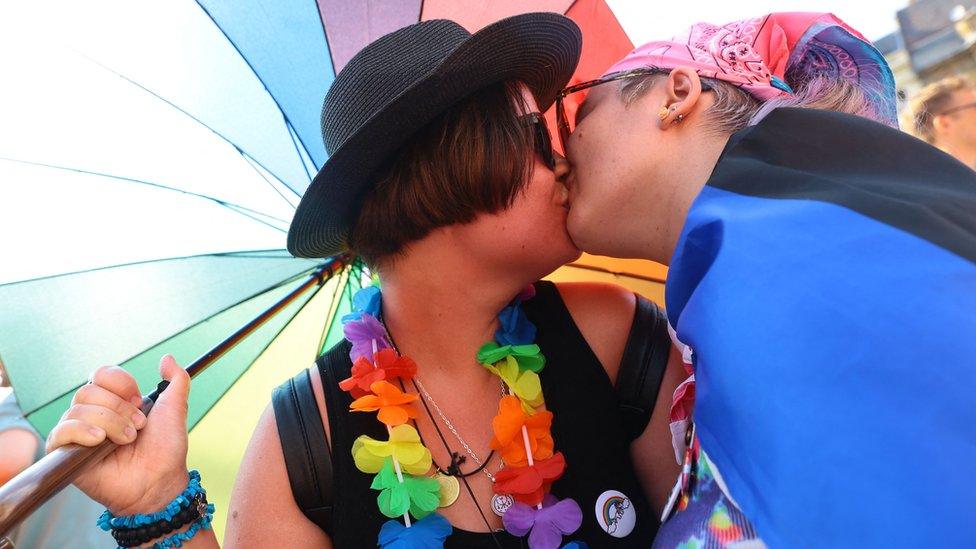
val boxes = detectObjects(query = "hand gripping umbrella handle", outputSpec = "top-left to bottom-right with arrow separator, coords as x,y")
0,255 -> 348,540
0,384 -> 170,543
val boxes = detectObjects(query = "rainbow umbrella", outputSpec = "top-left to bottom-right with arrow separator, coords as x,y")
0,0 -> 662,541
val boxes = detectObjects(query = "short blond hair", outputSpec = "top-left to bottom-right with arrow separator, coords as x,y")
620,70 -> 886,135
901,76 -> 976,143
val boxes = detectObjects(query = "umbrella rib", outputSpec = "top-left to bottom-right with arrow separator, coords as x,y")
21,265 -> 323,417
186,275 -> 330,429
72,49 -> 305,199
285,120 -> 314,183
564,261 -> 668,284
0,157 -> 289,232
193,0 -> 321,184
0,249 -> 302,288
315,266 -> 352,355
240,153 -> 300,210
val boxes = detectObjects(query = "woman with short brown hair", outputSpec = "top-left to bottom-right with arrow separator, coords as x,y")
46,14 -> 683,549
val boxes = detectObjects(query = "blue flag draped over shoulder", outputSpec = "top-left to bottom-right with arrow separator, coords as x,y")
666,108 -> 976,547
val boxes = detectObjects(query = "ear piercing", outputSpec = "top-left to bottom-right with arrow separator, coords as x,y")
658,105 -> 676,120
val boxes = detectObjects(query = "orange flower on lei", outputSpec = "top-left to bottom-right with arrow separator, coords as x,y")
350,380 -> 420,427
490,395 -> 554,467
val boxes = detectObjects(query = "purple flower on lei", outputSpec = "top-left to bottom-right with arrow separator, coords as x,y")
377,513 -> 452,548
343,313 -> 392,362
503,494 -> 582,549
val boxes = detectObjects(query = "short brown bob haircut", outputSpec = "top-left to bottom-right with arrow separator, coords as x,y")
348,81 -> 536,265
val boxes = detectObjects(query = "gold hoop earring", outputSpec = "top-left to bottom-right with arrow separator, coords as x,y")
658,105 -> 676,120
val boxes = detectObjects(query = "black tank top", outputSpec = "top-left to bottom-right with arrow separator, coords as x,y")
317,281 -> 659,547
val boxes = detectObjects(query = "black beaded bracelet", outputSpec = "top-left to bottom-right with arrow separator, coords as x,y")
111,494 -> 207,548
111,496 -> 203,548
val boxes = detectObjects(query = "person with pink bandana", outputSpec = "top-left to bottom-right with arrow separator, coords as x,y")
557,12 -> 976,548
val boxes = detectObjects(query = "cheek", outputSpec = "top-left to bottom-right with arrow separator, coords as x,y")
572,137 -> 637,207
495,175 -> 578,257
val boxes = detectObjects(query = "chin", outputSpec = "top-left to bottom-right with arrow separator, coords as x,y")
521,238 -> 580,281
566,209 -> 599,255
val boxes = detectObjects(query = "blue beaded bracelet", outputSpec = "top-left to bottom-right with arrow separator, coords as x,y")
98,470 -> 207,531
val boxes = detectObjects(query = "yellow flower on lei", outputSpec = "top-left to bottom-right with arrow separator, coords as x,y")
352,424 -> 432,475
482,353 -> 544,411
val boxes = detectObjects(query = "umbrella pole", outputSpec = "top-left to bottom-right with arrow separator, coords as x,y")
0,254 -> 349,539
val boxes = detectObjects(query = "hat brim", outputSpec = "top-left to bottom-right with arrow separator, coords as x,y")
287,12 -> 582,258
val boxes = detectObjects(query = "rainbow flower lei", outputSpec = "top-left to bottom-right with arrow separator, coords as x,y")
339,282 -> 582,548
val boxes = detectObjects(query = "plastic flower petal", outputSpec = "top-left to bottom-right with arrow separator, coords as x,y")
495,303 -> 537,346
476,342 -> 545,373
493,453 -> 566,506
503,494 -> 582,549
490,396 -> 554,467
373,348 -> 418,380
350,380 -> 420,427
484,357 -> 544,410
378,513 -> 452,549
370,460 -> 441,519
342,285 -> 383,323
344,313 -> 392,362
339,349 -> 418,399
517,285 -> 537,302
352,424 -> 432,475
339,356 -> 387,398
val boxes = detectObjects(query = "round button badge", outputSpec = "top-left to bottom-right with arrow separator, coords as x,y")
594,490 -> 636,538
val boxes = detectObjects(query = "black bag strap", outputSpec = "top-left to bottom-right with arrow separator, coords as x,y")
272,366 -> 334,535
615,295 -> 672,441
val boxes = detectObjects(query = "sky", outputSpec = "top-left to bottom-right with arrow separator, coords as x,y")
606,0 -> 909,43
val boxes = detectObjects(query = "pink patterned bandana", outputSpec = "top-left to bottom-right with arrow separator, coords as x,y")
603,12 -> 897,125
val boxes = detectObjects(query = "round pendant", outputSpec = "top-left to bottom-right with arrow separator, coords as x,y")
491,494 -> 514,516
435,473 -> 460,508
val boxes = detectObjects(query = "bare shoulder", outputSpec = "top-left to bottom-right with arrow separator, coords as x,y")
554,282 -> 636,383
225,385 -> 332,548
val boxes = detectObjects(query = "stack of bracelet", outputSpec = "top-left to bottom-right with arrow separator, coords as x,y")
97,470 -> 216,549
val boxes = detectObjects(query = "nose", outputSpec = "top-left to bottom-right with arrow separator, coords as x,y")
553,153 -> 571,186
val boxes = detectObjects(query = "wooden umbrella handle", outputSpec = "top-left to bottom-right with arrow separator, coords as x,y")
0,391 -> 163,538
0,438 -> 120,537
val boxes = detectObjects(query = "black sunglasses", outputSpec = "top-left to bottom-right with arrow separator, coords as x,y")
523,112 -> 556,170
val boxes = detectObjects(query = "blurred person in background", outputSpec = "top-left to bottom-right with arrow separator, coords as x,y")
1,357 -> 112,548
901,76 -> 976,169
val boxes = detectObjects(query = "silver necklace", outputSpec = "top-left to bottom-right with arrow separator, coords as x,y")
413,376 -> 515,516
379,313 -> 516,517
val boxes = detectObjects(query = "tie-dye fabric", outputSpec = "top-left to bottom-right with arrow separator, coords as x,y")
654,445 -> 763,549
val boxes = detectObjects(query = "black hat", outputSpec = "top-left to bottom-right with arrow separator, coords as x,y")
287,13 -> 582,258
